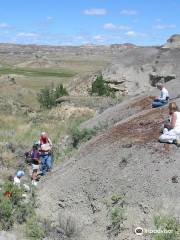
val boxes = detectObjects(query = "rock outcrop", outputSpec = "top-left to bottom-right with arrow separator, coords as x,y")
163,34 -> 180,48
104,74 -> 128,95
149,73 -> 176,86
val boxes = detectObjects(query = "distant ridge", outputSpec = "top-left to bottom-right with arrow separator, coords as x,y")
163,34 -> 180,48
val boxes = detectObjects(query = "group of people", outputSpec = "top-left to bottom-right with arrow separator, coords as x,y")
11,83 -> 180,187
13,132 -> 53,187
151,82 -> 180,144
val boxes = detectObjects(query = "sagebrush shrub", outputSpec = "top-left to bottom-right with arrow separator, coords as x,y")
0,181 -> 36,231
26,216 -> 45,240
154,215 -> 180,240
91,74 -> 115,97
58,212 -> 79,238
71,127 -> 96,147
0,196 -> 13,230
37,83 -> 69,109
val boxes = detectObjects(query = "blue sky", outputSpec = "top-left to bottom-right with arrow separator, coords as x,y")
0,0 -> 179,46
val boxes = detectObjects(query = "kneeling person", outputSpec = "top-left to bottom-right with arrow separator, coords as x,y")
159,102 -> 180,143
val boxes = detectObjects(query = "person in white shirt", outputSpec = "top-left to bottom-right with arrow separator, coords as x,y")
13,170 -> 25,187
152,83 -> 169,108
159,102 -> 180,143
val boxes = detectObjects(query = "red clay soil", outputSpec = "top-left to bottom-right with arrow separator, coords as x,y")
88,107 -> 169,150
108,107 -> 168,144
130,96 -> 155,111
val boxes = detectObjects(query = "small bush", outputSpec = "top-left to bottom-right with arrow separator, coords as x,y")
90,74 -> 114,97
154,215 -> 180,240
111,207 -> 125,232
54,84 -> 69,99
58,212 -> 79,238
26,216 -> 45,240
111,194 -> 123,204
37,83 -> 69,109
71,127 -> 96,148
3,181 -> 23,206
0,196 -> 13,230
15,202 -> 35,224
106,199 -> 126,238
0,181 -> 36,231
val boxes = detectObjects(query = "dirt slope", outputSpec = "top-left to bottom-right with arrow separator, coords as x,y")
38,97 -> 180,240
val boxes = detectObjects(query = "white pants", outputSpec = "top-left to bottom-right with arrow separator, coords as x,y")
159,128 -> 179,143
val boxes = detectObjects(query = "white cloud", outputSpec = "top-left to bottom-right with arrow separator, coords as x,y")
93,35 -> 105,41
104,23 -> 117,30
154,24 -> 176,29
17,32 -> 39,37
104,23 -> 131,30
125,31 -> 147,37
125,31 -> 137,36
120,9 -> 138,16
0,22 -> 11,28
84,8 -> 107,16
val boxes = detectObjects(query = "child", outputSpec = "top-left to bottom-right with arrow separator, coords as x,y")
30,141 -> 41,186
14,170 -> 25,187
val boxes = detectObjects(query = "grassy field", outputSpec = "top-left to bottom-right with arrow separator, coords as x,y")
0,65 -> 76,109
0,49 -> 114,168
0,66 -> 76,78
0,45 -> 121,238
0,107 -> 94,170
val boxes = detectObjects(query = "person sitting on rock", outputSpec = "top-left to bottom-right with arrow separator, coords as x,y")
159,102 -> 180,143
39,132 -> 53,175
152,83 -> 169,108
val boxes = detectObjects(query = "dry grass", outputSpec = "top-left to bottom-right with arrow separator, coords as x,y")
0,49 -> 112,171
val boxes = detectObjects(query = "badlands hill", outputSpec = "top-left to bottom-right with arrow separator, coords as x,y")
0,34 -> 180,239
37,35 -> 180,240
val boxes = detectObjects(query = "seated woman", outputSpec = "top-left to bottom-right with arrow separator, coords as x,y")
159,102 -> 180,143
152,83 -> 169,108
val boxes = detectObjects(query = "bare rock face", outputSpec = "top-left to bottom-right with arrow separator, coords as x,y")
102,47 -> 160,96
104,74 -> 128,95
149,73 -> 176,86
163,34 -> 180,48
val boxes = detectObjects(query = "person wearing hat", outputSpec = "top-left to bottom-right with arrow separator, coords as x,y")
14,170 -> 25,187
39,132 -> 53,175
31,141 -> 41,186
152,82 -> 169,108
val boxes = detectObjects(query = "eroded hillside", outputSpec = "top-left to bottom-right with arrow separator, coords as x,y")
38,95 -> 180,240
1,35 -> 180,239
